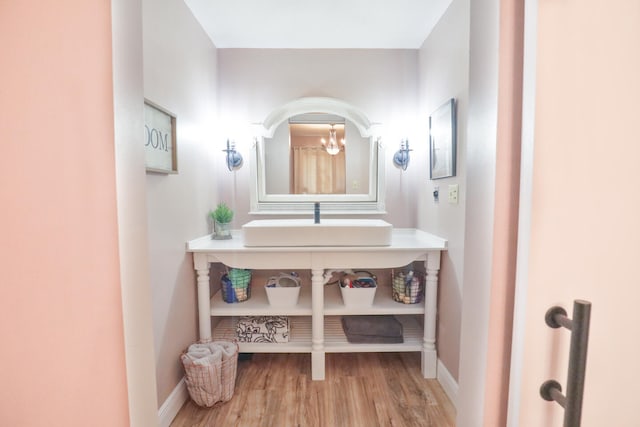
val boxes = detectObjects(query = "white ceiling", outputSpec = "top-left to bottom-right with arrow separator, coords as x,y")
184,0 -> 453,49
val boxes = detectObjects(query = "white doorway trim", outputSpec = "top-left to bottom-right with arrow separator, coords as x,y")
506,0 -> 538,424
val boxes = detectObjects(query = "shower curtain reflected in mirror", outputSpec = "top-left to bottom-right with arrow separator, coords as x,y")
291,146 -> 346,194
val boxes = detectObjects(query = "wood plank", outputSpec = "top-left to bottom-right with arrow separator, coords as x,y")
170,352 -> 455,427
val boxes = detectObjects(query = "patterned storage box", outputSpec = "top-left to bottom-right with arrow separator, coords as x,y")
235,316 -> 290,343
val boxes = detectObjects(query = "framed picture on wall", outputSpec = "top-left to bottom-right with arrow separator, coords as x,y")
429,98 -> 456,180
144,100 -> 178,174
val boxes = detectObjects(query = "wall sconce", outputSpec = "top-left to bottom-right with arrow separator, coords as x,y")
393,139 -> 412,171
223,139 -> 243,171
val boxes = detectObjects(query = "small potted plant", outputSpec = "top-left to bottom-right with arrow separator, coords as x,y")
210,202 -> 234,240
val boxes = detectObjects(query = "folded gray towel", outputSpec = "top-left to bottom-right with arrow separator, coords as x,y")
341,315 -> 403,343
343,333 -> 404,344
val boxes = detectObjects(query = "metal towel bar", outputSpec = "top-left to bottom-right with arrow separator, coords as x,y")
540,299 -> 591,427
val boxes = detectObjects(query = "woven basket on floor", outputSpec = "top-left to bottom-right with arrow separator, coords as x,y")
181,341 -> 239,407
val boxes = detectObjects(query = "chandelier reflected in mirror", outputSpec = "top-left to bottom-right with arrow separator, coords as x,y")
321,124 -> 345,155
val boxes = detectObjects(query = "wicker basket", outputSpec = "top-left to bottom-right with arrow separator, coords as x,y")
391,271 -> 424,304
181,341 -> 239,407
221,268 -> 252,303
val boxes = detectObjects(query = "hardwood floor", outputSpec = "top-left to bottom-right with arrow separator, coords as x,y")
171,352 -> 456,427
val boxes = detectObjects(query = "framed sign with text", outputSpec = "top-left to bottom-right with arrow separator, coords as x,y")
144,100 -> 177,174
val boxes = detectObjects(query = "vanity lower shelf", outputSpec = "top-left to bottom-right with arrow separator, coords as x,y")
324,315 -> 424,352
211,315 -> 424,354
209,281 -> 426,316
209,279 -> 313,316
323,282 -> 425,315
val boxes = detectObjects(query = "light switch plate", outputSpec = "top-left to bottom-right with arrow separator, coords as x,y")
448,184 -> 459,204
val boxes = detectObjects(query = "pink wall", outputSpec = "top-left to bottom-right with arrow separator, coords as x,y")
0,2 -> 130,425
516,0 -> 640,425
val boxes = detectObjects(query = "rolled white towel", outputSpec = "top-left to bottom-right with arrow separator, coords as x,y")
212,341 -> 237,361
185,344 -> 211,359
183,342 -> 223,366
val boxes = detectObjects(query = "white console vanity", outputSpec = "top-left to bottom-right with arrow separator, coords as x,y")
187,227 -> 447,381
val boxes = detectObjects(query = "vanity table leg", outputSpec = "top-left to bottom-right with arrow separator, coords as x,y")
194,254 -> 212,341
423,251 -> 441,378
311,268 -> 325,380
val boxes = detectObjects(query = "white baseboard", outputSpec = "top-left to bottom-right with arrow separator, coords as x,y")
158,377 -> 188,427
437,359 -> 458,409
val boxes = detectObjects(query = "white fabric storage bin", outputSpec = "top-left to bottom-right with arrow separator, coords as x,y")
339,277 -> 377,307
264,273 -> 301,307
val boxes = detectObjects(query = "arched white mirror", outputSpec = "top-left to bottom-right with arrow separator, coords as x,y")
250,97 -> 385,214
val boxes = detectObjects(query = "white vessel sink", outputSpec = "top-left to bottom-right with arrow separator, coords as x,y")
242,219 -> 393,247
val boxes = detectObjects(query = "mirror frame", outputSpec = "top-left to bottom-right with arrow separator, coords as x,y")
250,97 -> 385,215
